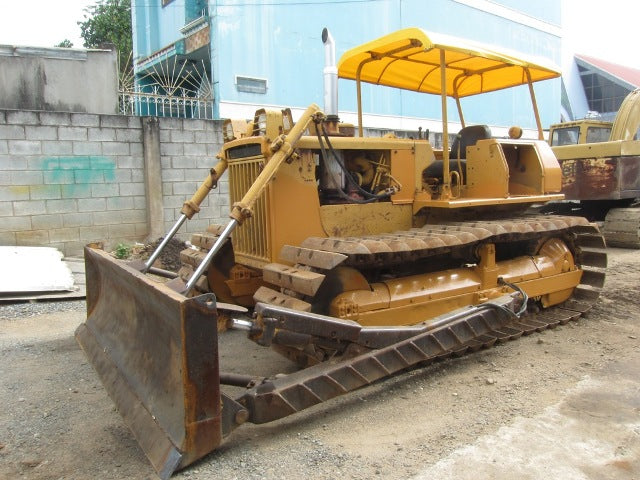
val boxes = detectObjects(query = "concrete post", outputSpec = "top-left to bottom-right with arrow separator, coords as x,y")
142,117 -> 164,242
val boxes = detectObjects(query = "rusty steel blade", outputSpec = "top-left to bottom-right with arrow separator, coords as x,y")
76,247 -> 223,479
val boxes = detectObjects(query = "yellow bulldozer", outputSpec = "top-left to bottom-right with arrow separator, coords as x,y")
547,88 -> 640,247
76,28 -> 607,478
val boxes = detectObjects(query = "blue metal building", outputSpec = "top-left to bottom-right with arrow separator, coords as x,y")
131,0 -> 561,135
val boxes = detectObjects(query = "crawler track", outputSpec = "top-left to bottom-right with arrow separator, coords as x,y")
234,220 -> 606,422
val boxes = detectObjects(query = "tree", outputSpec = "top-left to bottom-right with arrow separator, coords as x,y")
55,39 -> 74,48
78,0 -> 132,76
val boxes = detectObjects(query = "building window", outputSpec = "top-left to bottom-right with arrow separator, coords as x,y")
236,76 -> 268,94
185,0 -> 208,22
578,66 -> 629,115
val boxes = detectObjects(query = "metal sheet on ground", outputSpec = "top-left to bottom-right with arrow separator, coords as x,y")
0,247 -> 84,300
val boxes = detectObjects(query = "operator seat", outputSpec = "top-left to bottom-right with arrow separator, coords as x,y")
424,124 -> 492,184
449,124 -> 492,159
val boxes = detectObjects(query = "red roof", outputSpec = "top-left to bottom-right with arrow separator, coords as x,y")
575,54 -> 640,87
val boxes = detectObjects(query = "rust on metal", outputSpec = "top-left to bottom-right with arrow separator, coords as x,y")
76,247 -> 223,480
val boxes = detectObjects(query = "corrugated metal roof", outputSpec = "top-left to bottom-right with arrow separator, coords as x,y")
575,54 -> 640,88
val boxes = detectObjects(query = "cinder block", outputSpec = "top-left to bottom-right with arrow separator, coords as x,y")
184,143 -> 207,156
114,169 -> 132,183
1,215 -> 31,231
119,182 -> 145,196
88,128 -> 116,142
0,231 -> 16,245
164,194 -> 184,209
79,225 -> 108,242
42,140 -> 73,155
119,209 -> 146,223
31,213 -> 63,230
93,210 -> 119,225
0,185 -> 29,201
62,212 -> 93,227
100,115 -> 129,128
11,171 -> 43,185
135,223 -> 150,236
39,112 -> 71,126
73,142 -> 102,155
0,200 -> 13,215
129,142 -> 143,155
74,168 -> 103,184
184,168 -> 208,181
77,197 -> 106,212
159,117 -> 183,130
162,168 -> 185,181
60,241 -> 85,257
107,196 -> 134,210
171,156 -> 197,169
59,127 -> 88,141
170,130 -> 195,143
25,126 -> 57,140
182,119 -> 206,131
49,227 -> 80,243
8,140 -> 41,155
46,198 -> 77,214
16,229 -> 50,245
173,181 -> 198,195
204,144 -> 216,157
6,111 -> 38,125
91,183 -> 119,197
195,131 -> 215,143
0,140 -> 7,154
131,169 -> 144,182
0,124 -> 26,140
31,184 -> 61,200
0,171 -> 9,186
196,156 -> 216,169
116,156 -> 142,168
159,129 -> 171,142
44,170 -> 74,185
102,142 -> 130,155
13,200 -> 46,216
115,129 -> 141,142
71,113 -> 100,127
133,196 -> 147,210
62,184 -> 92,199
0,156 -> 28,170
108,222 -> 139,238
127,116 -> 142,129
0,111 -> 5,124
160,143 -> 183,156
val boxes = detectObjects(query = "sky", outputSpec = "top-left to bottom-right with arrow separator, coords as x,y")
0,0 -> 93,49
0,0 -> 638,69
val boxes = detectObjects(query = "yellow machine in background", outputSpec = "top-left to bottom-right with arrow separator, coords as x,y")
76,28 -> 606,479
547,88 -> 640,247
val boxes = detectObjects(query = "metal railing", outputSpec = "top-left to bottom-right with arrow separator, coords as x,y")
119,89 -> 214,119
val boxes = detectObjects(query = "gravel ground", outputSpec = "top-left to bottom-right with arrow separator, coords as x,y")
0,300 -> 85,319
0,248 -> 638,479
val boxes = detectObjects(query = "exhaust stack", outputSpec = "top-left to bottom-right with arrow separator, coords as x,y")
322,28 -> 338,121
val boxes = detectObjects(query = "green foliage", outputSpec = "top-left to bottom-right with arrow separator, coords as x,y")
114,243 -> 131,259
55,39 -> 74,48
78,0 -> 132,75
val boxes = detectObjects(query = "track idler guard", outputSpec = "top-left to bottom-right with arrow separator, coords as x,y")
76,247 -> 222,479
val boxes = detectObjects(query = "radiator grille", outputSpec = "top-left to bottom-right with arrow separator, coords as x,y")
228,156 -> 270,263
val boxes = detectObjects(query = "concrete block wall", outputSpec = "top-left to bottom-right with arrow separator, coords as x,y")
0,109 -> 227,257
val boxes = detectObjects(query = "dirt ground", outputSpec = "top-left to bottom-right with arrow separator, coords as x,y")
0,247 -> 639,480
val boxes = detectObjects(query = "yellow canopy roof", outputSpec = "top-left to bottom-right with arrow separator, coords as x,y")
337,28 -> 560,98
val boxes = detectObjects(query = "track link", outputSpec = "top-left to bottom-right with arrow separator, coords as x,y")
236,223 -> 606,423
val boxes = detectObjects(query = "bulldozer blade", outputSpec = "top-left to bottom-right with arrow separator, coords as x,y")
76,247 -> 222,479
